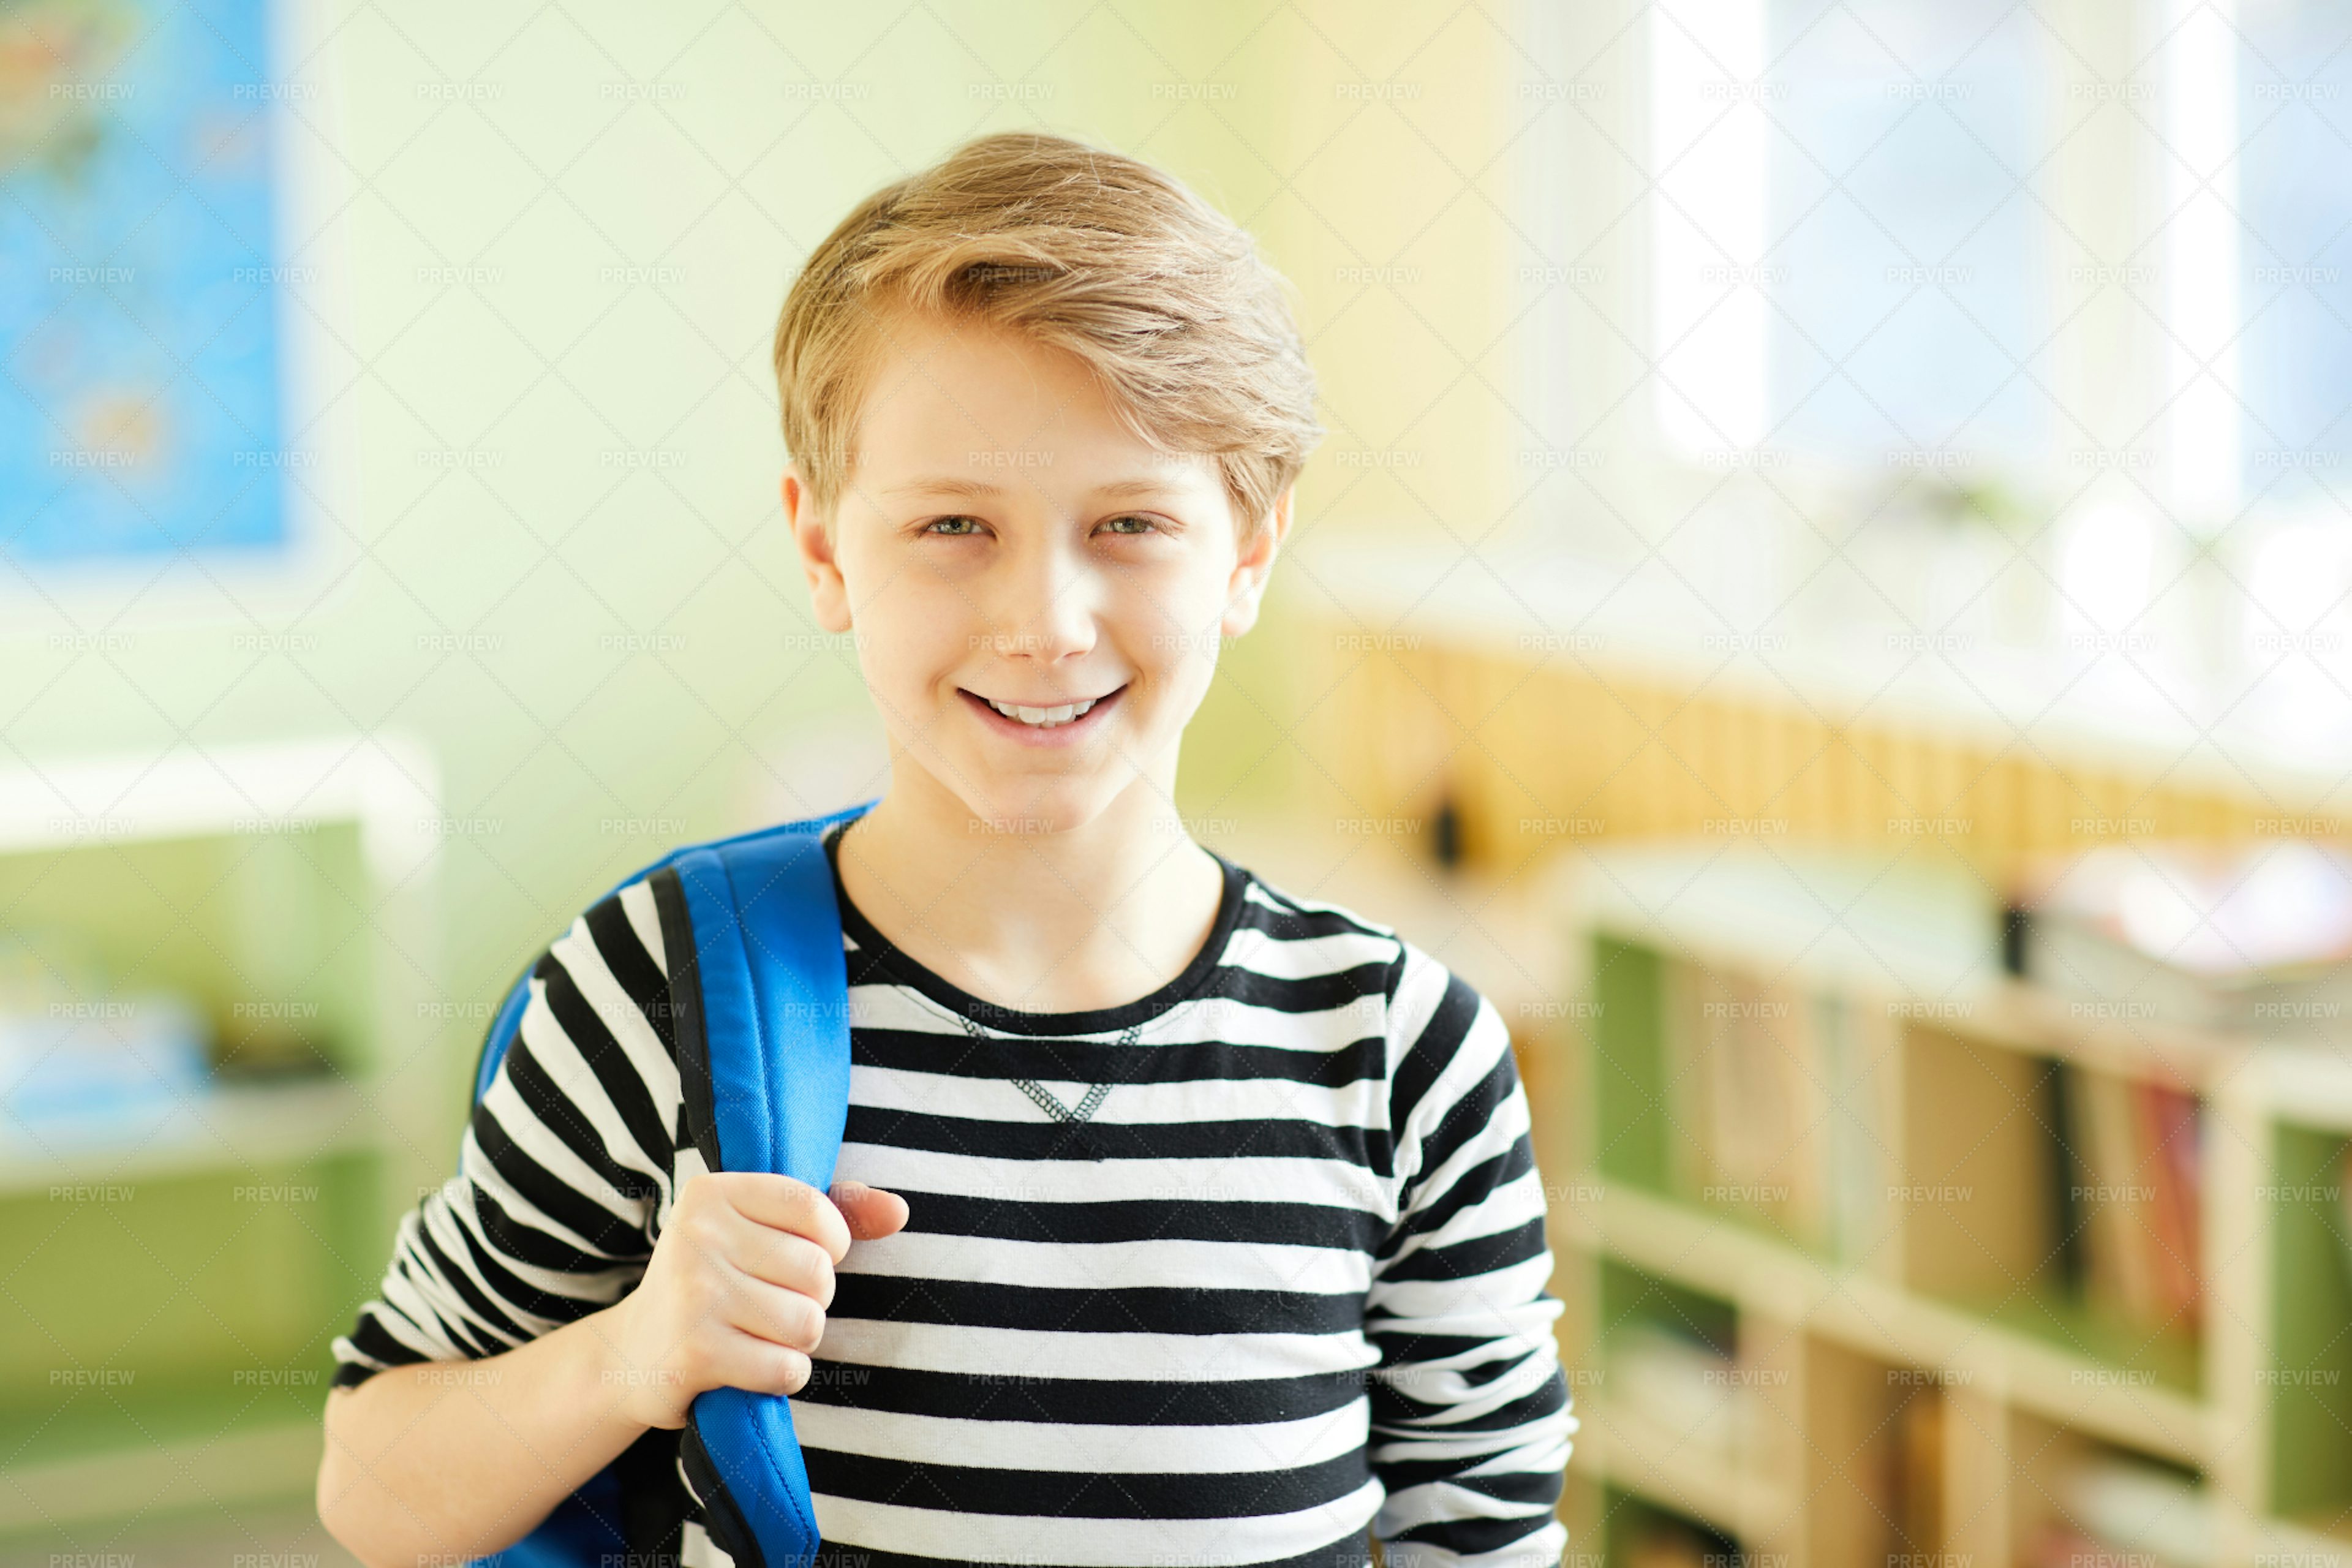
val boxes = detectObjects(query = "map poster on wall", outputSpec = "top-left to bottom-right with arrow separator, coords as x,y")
1,0 -> 295,566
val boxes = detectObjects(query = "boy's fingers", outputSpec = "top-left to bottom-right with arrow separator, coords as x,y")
723,1172 -> 853,1262
830,1180 -> 911,1242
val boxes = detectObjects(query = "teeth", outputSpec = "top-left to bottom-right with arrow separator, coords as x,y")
986,695 -> 1098,727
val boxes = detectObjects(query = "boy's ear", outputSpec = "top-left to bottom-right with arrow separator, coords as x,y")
783,466 -> 853,635
1220,482 -> 1294,639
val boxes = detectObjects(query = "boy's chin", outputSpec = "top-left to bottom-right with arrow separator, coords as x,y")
956,794 -> 1101,840
949,779 -> 1135,841
896,745 -> 1175,842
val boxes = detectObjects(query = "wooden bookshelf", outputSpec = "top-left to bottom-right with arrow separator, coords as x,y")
1542,838 -> 2352,1568
0,735 -> 443,1537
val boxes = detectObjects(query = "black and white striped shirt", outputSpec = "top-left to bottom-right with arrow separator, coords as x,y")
331,821 -> 1575,1567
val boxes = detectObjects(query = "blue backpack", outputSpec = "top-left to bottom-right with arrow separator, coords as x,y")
459,799 -> 878,1568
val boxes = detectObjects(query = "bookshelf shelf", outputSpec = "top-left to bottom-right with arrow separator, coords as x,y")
1574,1398 -> 1788,1541
1570,843 -> 2242,1088
1974,982 -> 2240,1087
0,1076 -> 380,1196
2274,1512 -> 2352,1560
1569,1182 -> 2211,1469
2255,1049 -> 2352,1133
0,733 -> 443,1539
0,1417 -> 326,1533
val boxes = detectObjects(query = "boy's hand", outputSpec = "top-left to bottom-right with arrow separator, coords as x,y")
603,1173 -> 910,1430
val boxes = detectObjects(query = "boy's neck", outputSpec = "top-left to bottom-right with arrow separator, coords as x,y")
829,770 -> 1227,1018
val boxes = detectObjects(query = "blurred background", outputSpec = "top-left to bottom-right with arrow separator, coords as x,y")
5,0 -> 2352,1562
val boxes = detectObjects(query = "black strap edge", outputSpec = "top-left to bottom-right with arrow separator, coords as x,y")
680,1420 -> 770,1568
650,863 -> 724,1176
612,1423 -> 688,1558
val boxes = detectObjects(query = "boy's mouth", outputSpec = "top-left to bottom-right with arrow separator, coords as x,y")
957,682 -> 1126,741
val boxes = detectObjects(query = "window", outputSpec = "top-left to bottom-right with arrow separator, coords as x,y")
1766,0 -> 2050,469
1647,0 -> 2051,469
2236,0 -> 2352,507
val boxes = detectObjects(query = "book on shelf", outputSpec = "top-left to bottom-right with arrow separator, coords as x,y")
1711,961 -> 1825,1242
1620,1516 -> 1729,1568
2038,1451 -> 2352,1568
2080,1064 -> 2158,1321
2008,840 -> 2352,1036
1654,957 -> 1888,1262
0,991 -> 211,1150
2048,1060 -> 2205,1334
2046,1063 -> 2088,1299
2138,1077 -> 2203,1327
0,931 -> 218,1152
1663,960 -> 1832,1250
1605,1479 -> 1743,1568
1604,1320 -> 1753,1457
1891,1384 -> 1942,1556
2034,1454 -> 2212,1568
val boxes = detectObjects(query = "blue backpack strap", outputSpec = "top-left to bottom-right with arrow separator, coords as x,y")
459,799 -> 874,1568
664,821 -> 862,1567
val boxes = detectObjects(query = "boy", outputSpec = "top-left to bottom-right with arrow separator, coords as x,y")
318,130 -> 1574,1568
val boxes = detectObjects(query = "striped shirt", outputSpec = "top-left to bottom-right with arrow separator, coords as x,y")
331,820 -> 1575,1567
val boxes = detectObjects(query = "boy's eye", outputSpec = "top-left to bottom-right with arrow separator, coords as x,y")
1098,514 -> 1158,536
924,516 -> 985,536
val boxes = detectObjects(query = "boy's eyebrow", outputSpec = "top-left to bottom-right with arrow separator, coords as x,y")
881,475 -> 1186,501
882,475 -> 1005,500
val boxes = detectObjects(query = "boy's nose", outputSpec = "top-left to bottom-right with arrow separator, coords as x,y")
993,545 -> 1100,664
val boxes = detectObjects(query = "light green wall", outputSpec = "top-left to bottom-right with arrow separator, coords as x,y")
2,0 -> 1536,1128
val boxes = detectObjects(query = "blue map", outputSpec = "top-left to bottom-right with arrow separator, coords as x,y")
1,0 -> 290,564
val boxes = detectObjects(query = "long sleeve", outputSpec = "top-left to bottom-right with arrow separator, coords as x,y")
330,880 -> 683,1386
1366,943 -> 1577,1567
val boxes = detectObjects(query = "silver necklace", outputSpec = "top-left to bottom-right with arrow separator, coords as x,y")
949,1010 -> 1140,1123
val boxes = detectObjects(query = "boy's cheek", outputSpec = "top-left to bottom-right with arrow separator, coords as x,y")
853,594 -> 956,671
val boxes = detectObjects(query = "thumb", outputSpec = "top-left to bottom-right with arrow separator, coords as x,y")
829,1179 -> 910,1243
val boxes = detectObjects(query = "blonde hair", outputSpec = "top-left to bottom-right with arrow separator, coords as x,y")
772,131 -> 1323,540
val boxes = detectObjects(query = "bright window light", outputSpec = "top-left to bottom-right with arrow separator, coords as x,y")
2164,0 -> 2242,524
1651,0 -> 1770,456
2059,502 -> 2155,640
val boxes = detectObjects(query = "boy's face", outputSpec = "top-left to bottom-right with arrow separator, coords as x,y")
784,307 -> 1290,835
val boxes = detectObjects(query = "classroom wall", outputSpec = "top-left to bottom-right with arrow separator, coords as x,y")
0,0 -> 1534,1115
